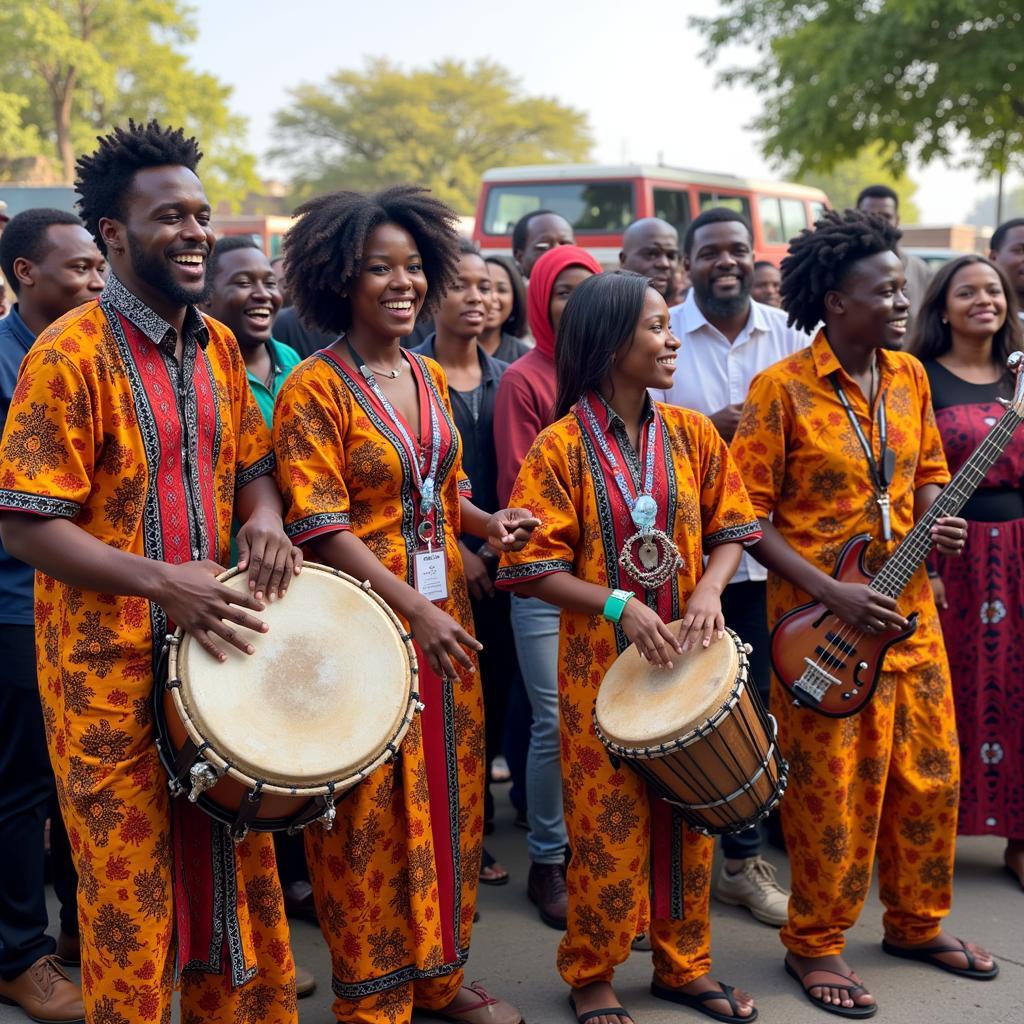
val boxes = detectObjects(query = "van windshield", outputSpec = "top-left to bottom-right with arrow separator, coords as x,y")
483,181 -> 634,235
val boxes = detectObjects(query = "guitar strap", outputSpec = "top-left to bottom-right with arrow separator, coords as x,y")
829,371 -> 896,542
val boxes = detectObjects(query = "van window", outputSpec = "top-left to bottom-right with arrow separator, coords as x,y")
483,182 -> 634,235
698,192 -> 752,224
780,198 -> 807,240
811,201 -> 828,222
653,187 -> 692,236
759,198 -> 785,245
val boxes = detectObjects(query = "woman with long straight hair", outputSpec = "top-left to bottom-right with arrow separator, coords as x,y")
907,254 -> 1024,888
481,255 -> 530,362
498,272 -> 763,1024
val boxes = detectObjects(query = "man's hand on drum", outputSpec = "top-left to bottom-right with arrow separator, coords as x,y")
408,599 -> 483,678
485,508 -> 541,553
236,507 -> 303,601
678,581 -> 727,651
621,600 -> 684,669
154,560 -> 270,662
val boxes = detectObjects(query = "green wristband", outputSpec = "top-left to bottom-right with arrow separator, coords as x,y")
602,589 -> 635,623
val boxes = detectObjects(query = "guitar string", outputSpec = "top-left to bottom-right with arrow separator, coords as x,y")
813,412 -> 1017,679
806,408 -> 1020,697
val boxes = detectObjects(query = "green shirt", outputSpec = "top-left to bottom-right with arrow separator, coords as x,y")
246,337 -> 303,427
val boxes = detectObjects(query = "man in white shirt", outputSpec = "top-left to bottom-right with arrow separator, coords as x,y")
653,207 -> 810,928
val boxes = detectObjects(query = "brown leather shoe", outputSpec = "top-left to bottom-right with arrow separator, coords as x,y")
295,963 -> 316,999
0,955 -> 85,1023
527,861 -> 567,930
55,932 -> 80,967
426,983 -> 523,1024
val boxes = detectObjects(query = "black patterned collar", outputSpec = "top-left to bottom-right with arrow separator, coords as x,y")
100,272 -> 209,356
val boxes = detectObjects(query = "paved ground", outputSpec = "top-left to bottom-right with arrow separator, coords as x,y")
6,788 -> 1021,1023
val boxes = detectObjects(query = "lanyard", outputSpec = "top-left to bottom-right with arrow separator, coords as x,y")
578,395 -> 659,531
830,371 -> 895,541
346,339 -> 442,542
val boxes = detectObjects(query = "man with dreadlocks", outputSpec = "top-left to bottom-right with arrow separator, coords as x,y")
272,186 -> 536,1024
731,210 -> 997,1018
0,120 -> 302,1024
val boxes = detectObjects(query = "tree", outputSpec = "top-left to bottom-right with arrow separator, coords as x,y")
0,1 -> 258,210
965,186 -> 1024,226
271,58 -> 593,213
694,1 -> 1024,179
794,143 -> 921,222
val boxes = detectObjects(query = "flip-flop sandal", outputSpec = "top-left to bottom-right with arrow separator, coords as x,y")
651,980 -> 759,1022
479,849 -> 510,886
784,960 -> 876,1019
881,937 -> 999,980
568,993 -> 633,1023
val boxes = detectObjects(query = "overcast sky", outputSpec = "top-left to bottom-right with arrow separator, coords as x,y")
185,0 -> 1011,223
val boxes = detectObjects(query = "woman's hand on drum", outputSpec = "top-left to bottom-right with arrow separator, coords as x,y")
408,598 -> 483,678
484,508 -> 541,553
154,560 -> 269,662
621,600 -> 683,669
236,508 -> 303,602
678,582 -> 726,651
823,579 -> 908,634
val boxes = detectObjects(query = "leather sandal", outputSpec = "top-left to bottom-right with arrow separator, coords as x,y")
426,983 -> 523,1024
651,979 -> 758,1022
881,937 -> 998,980
784,959 -> 876,1019
569,993 -> 633,1023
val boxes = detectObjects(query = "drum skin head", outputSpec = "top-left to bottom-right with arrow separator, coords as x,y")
175,566 -> 412,786
595,622 -> 740,748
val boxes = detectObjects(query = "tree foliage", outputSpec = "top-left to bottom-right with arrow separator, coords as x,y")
795,143 -> 921,222
694,1 -> 1024,178
271,58 -> 593,213
0,1 -> 258,210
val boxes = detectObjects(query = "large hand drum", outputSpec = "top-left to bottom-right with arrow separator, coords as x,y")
594,625 -> 787,835
155,564 -> 420,838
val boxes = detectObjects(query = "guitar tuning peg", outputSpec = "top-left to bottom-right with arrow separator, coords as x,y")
998,397 -> 1011,408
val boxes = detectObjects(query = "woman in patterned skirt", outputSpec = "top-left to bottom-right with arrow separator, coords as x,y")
272,186 -> 537,1024
498,272 -> 763,1024
908,254 -> 1024,887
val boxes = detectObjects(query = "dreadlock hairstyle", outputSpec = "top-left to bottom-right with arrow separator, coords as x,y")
74,120 -> 203,256
283,185 -> 461,335
779,209 -> 902,333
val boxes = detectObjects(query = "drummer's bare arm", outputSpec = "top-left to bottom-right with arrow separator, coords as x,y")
749,518 -> 906,632
0,513 -> 270,661
678,542 -> 741,652
234,475 -> 302,602
511,573 -> 683,669
458,497 -> 540,552
309,530 -> 482,679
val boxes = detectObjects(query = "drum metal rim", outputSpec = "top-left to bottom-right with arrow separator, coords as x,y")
594,630 -> 751,759
166,563 -> 420,795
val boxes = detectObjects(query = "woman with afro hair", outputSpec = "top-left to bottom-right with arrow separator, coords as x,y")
273,186 -> 536,1024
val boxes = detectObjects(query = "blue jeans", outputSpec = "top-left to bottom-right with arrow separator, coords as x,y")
720,580 -> 771,860
510,595 -> 568,865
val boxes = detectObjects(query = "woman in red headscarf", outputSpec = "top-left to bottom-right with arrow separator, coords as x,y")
494,245 -> 602,928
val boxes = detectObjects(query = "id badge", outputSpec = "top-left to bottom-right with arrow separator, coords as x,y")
414,546 -> 449,602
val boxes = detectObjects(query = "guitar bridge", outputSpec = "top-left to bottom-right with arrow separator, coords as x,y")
793,659 -> 840,706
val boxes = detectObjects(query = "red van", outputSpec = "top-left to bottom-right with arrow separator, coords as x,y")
472,164 -> 830,265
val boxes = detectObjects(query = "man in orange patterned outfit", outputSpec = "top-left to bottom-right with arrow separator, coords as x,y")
0,122 -> 302,1024
731,210 -> 997,1018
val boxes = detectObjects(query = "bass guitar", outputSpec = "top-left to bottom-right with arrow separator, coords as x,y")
770,352 -> 1024,717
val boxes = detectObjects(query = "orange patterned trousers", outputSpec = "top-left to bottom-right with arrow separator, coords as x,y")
774,664 -> 960,957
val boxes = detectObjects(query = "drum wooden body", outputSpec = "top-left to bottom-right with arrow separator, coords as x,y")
154,564 -> 419,837
594,626 -> 787,835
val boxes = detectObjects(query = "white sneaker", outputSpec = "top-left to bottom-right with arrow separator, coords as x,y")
712,855 -> 789,926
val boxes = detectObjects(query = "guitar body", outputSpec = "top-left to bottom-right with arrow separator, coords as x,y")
769,534 -> 918,717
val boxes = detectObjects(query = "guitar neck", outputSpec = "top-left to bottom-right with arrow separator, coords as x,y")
871,406 -> 1023,598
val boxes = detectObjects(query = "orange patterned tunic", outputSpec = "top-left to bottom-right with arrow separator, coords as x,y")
730,330 -> 960,957
272,349 -> 483,1009
0,275 -> 295,1023
497,395 -> 761,987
